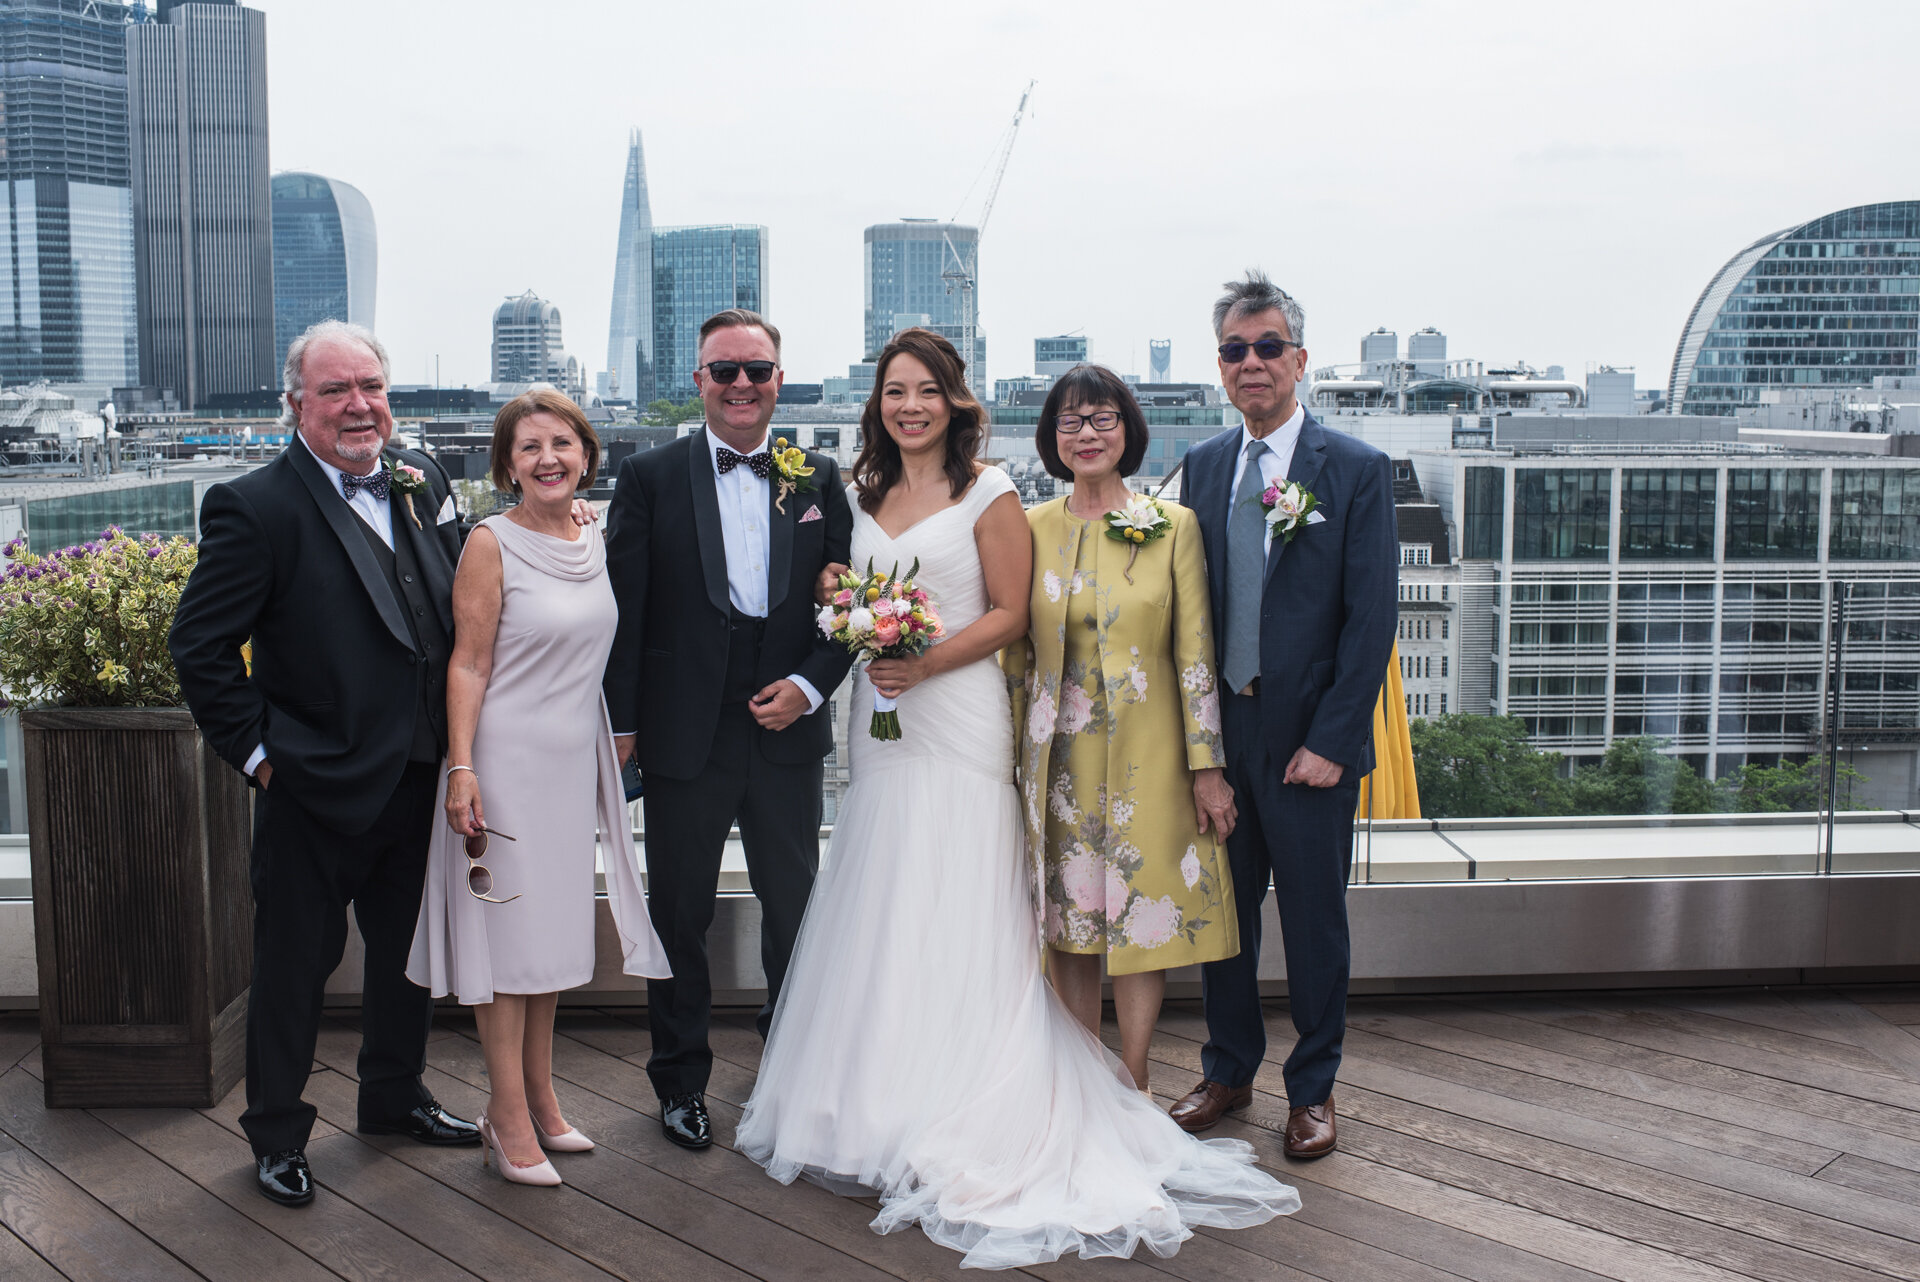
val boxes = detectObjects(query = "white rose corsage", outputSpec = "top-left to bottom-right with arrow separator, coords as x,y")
1257,480 -> 1318,544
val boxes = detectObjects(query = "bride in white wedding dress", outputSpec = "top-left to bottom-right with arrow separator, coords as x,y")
735,330 -> 1298,1269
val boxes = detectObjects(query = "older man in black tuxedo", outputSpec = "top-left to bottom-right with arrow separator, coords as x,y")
604,308 -> 854,1151
170,321 -> 482,1206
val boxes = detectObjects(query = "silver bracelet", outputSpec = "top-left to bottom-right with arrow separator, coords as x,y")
447,765 -> 476,778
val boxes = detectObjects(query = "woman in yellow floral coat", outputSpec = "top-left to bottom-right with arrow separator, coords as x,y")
1006,365 -> 1239,1094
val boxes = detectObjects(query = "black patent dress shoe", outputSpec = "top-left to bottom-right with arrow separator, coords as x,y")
358,1099 -> 482,1146
256,1149 -> 314,1206
660,1093 -> 712,1149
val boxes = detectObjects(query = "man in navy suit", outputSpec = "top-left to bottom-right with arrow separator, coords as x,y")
1167,272 -> 1398,1157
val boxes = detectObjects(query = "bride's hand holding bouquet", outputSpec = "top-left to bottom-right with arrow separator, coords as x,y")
818,559 -> 945,739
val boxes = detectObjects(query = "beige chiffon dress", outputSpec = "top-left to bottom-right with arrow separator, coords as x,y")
407,514 -> 668,1003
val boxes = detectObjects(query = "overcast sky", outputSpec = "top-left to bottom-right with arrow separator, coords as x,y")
256,0 -> 1920,396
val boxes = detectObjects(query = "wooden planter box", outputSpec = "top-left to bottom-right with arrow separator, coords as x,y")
22,707 -> 252,1108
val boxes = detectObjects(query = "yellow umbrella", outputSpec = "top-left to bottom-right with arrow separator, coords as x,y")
1357,640 -> 1421,820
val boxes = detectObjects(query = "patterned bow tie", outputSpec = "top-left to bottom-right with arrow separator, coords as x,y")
716,447 -> 771,479
341,468 -> 390,501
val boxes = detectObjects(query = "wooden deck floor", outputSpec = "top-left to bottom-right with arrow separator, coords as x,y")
2,987 -> 1919,1281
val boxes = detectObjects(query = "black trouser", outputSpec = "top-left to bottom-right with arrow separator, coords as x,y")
641,701 -> 821,1099
239,763 -> 437,1157
1198,691 -> 1358,1106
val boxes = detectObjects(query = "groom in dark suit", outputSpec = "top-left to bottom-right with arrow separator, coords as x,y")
169,321 -> 481,1207
604,308 -> 854,1150
1169,273 -> 1398,1157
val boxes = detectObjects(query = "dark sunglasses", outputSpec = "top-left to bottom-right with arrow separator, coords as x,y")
1217,339 -> 1301,364
701,360 -> 777,385
463,824 -> 521,904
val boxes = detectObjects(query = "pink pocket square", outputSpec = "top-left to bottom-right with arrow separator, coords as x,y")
799,504 -> 824,523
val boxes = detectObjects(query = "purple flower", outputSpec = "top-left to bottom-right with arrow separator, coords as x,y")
146,547 -> 162,559
26,567 -> 41,580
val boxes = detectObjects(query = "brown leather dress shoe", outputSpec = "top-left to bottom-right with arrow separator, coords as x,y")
1168,1079 -> 1252,1133
1284,1097 -> 1337,1158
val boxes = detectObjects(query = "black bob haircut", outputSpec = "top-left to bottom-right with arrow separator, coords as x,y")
1034,364 -> 1150,482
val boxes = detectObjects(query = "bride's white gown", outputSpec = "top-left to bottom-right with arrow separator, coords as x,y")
735,468 -> 1299,1269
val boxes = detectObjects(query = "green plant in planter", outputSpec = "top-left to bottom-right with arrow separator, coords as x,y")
0,527 -> 199,708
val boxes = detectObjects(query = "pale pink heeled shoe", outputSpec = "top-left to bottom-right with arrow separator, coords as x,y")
533,1115 -> 595,1153
479,1113 -> 562,1186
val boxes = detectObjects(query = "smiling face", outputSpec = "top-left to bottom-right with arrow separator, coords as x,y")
1217,306 -> 1309,432
506,411 -> 586,506
878,352 -> 951,459
1057,400 -> 1127,484
292,335 -> 393,474
694,323 -> 782,450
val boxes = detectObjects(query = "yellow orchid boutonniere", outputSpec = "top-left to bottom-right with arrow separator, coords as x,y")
1102,493 -> 1171,584
771,437 -> 815,514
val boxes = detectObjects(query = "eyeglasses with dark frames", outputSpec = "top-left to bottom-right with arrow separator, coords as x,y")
1054,411 -> 1124,434
463,824 -> 521,904
1217,338 -> 1302,364
700,360 -> 778,385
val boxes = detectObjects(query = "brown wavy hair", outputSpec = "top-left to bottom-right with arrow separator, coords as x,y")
852,327 -> 985,513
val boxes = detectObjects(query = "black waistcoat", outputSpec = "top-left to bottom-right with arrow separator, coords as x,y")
723,607 -> 767,703
352,508 -> 452,762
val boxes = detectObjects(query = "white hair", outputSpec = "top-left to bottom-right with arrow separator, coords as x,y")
280,320 -> 392,428
1213,270 -> 1306,348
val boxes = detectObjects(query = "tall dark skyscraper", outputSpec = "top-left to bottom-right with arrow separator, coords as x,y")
0,0 -> 141,392
126,0 -> 273,408
271,172 -> 376,375
605,129 -> 654,404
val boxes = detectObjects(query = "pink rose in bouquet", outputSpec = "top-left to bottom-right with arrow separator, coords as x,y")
817,557 -> 945,740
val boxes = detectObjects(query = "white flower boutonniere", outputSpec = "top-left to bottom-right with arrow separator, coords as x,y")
387,459 -> 429,528
1103,493 -> 1170,583
1257,480 -> 1318,545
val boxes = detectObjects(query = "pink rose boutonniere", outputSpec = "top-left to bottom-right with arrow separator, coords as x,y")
387,459 -> 430,528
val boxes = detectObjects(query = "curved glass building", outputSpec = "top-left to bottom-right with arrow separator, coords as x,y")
271,172 -> 376,374
1667,201 -> 1920,416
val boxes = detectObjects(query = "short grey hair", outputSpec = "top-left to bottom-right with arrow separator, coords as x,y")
280,320 -> 392,428
1212,270 -> 1306,348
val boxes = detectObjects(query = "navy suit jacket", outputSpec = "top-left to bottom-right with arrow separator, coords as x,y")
1184,411 -> 1398,777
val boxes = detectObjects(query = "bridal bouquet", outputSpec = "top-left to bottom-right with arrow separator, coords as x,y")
818,559 -> 945,740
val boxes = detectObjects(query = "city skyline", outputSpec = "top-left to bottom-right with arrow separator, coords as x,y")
225,2 -> 1920,393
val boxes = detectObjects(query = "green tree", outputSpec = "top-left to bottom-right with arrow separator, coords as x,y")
1718,755 -> 1868,812
643,396 -> 705,427
1564,737 -> 1717,816
1409,714 -> 1567,818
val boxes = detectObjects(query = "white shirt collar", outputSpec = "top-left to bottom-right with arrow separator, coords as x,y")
705,426 -> 770,470
297,430 -> 384,496
1240,402 -> 1305,460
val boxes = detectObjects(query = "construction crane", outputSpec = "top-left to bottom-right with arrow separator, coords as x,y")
943,80 -> 1035,387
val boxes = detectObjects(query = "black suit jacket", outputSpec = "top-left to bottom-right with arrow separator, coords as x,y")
602,429 -> 854,780
1184,411 -> 1399,776
169,441 -> 461,835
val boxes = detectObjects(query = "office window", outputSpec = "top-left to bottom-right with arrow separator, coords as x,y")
1832,469 -> 1920,560
1621,469 -> 1715,559
1513,469 -> 1611,560
1462,466 -> 1505,559
1725,469 -> 1820,559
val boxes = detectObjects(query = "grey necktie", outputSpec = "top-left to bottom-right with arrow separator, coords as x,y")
1222,439 -> 1270,694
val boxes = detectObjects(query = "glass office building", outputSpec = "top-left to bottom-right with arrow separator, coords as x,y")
491,290 -> 565,384
604,129 -> 654,404
650,224 -> 768,402
270,171 -> 376,375
1419,450 -> 1920,805
863,219 -> 985,397
1668,201 -> 1920,416
0,0 -> 140,390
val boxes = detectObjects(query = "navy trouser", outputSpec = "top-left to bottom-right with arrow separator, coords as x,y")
1199,690 -> 1357,1105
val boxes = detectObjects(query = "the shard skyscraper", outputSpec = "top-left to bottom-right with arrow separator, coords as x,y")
605,129 -> 654,404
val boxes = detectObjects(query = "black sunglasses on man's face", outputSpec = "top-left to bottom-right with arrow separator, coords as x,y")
701,360 -> 777,385
1217,338 -> 1301,364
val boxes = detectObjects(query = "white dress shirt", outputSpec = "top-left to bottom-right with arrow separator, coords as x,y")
1229,402 -> 1305,556
247,435 -> 394,776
